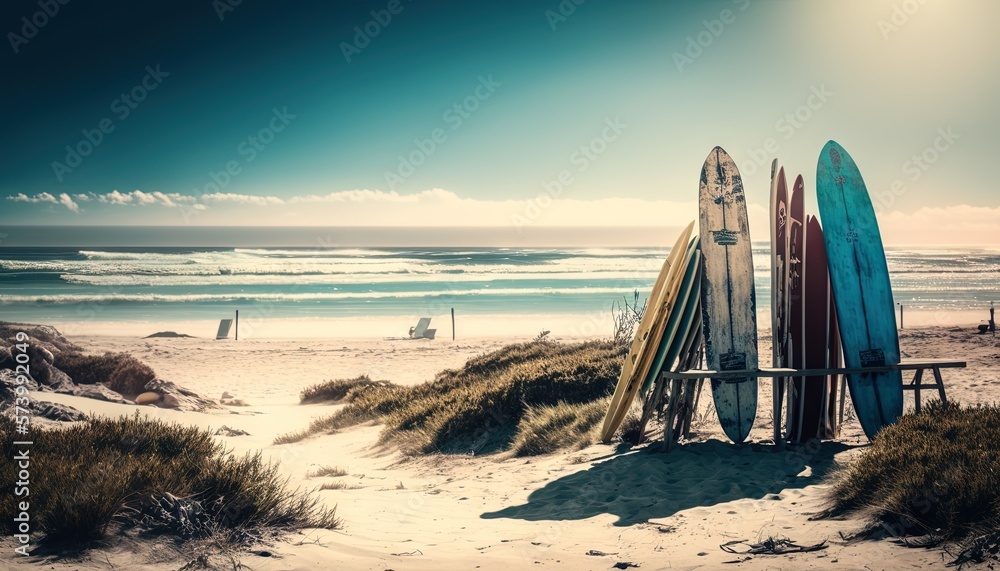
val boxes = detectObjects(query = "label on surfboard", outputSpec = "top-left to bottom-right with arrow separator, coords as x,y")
719,352 -> 747,371
860,348 -> 886,368
712,229 -> 740,246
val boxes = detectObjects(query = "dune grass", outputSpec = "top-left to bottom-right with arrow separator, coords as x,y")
55,351 -> 156,395
276,340 -> 625,455
307,466 -> 348,478
300,374 -> 390,404
510,399 -> 609,456
826,401 -> 1000,542
0,414 -> 340,548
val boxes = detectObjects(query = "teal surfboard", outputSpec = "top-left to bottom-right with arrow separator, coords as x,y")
816,140 -> 902,440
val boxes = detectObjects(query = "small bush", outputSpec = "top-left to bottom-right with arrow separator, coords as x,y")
511,399 -> 608,456
277,340 -> 625,456
618,406 -> 646,444
300,375 -> 390,404
56,352 -> 155,394
826,401 -> 1000,540
319,482 -> 360,491
307,466 -> 348,478
0,414 -> 340,547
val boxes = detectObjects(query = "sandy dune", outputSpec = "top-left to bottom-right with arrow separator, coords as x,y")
5,326 -> 997,570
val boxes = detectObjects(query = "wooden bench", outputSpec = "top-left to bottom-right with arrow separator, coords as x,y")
659,358 -> 966,445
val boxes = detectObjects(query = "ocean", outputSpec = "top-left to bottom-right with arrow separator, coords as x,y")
1,231 -> 998,338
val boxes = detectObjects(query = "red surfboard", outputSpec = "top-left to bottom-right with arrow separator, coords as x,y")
771,166 -> 789,368
785,175 -> 806,439
793,216 -> 842,441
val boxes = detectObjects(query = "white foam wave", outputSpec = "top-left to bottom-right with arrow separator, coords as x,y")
0,286 -> 632,305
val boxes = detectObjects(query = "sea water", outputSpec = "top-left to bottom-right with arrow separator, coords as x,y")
0,227 -> 996,337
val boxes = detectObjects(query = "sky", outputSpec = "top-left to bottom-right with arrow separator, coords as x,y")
2,0 -> 999,244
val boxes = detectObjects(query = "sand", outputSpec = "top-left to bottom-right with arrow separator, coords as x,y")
5,325 -> 999,570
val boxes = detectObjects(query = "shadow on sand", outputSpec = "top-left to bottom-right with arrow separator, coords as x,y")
482,439 -> 856,526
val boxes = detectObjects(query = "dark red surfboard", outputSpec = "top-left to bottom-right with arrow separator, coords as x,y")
772,167 -> 789,368
794,216 -> 841,440
786,175 -> 806,441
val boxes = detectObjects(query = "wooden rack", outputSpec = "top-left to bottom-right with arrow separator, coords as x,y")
658,359 -> 966,445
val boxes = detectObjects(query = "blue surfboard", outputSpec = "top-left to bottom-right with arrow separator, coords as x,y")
816,140 -> 902,440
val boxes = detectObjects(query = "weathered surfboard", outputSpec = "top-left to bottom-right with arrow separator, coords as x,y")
785,175 -> 806,438
641,236 -> 701,394
795,215 -> 841,440
699,147 -> 758,444
816,140 -> 903,440
635,237 -> 703,443
769,162 -> 787,444
769,161 -> 788,368
600,222 -> 694,441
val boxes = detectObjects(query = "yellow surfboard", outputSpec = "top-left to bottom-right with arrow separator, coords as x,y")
600,222 -> 695,441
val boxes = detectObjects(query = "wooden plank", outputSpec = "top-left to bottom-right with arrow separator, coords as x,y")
933,367 -> 949,404
911,369 -> 924,412
660,361 -> 967,380
899,359 -> 968,367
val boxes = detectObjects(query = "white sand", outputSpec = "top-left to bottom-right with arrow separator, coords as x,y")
7,325 -> 998,570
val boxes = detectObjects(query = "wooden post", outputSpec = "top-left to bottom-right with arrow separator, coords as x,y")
898,303 -> 904,329
911,368 -> 923,413
451,308 -> 455,341
235,310 -> 239,341
990,301 -> 997,337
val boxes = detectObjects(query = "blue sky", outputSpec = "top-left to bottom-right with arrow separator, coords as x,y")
2,0 -> 999,243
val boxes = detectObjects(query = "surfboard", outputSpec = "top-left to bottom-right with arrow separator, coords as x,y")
699,146 -> 758,444
795,215 -> 841,440
641,236 -> 701,394
785,175 -> 806,438
633,237 -> 702,443
600,222 -> 694,441
769,163 -> 788,444
816,140 -> 902,440
769,161 -> 788,368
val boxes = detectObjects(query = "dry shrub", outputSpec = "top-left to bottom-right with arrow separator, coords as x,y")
510,399 -> 609,456
0,414 -> 340,547
826,401 -> 1000,540
55,352 -> 155,394
300,375 -> 390,404
276,340 -> 625,455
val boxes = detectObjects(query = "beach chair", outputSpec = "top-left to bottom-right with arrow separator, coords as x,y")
216,319 -> 233,340
409,318 -> 432,339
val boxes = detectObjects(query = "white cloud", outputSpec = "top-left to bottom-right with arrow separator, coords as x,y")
95,190 -> 195,207
201,192 -> 285,206
7,192 -> 79,212
879,205 -> 1000,245
6,187 -> 999,244
57,193 -> 80,213
8,192 -> 57,205
288,188 -> 461,204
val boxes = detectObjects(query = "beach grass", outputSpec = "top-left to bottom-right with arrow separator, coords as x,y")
300,374 -> 391,404
278,340 -> 625,455
307,466 -> 349,478
510,399 -> 609,456
0,413 -> 340,547
826,401 -> 1000,541
56,351 -> 155,395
